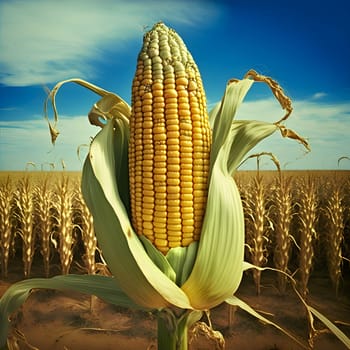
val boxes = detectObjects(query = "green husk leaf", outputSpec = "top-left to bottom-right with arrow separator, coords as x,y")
166,247 -> 188,286
181,164 -> 244,310
88,93 -> 131,213
181,78 -> 282,310
181,80 -> 250,309
208,100 -> 221,129
165,242 -> 198,286
0,274 -> 141,347
112,117 -> 130,214
209,78 -> 254,171
82,119 -> 192,310
88,93 -> 130,128
179,242 -> 198,286
44,78 -> 129,144
228,120 -> 277,175
139,235 -> 176,282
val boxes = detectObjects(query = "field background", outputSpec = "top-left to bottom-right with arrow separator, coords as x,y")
0,170 -> 349,349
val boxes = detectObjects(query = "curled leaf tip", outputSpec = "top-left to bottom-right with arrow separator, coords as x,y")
338,156 -> 350,167
245,69 -> 293,123
88,94 -> 131,128
88,103 -> 107,128
245,152 -> 281,172
48,123 -> 59,145
227,78 -> 239,85
277,125 -> 311,152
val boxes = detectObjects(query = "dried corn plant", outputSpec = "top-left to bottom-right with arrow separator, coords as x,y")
296,176 -> 318,299
244,173 -> 271,295
34,177 -> 55,277
342,177 -> 350,268
14,177 -> 35,278
271,174 -> 294,293
323,178 -> 345,296
0,177 -> 15,278
53,176 -> 75,275
75,188 -> 97,275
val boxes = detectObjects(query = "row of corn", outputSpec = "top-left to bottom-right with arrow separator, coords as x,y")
0,174 -> 96,279
0,172 -> 349,297
237,171 -> 350,298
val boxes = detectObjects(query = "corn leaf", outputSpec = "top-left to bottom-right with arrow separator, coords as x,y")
227,120 -> 277,175
226,295 -> 308,349
308,306 -> 350,349
209,78 -> 254,171
165,242 -> 198,286
242,262 -> 350,349
182,78 -> 277,310
44,78 -> 130,144
88,93 -> 130,127
181,163 -> 245,310
82,119 -> 193,310
0,274 -> 141,347
112,117 -> 130,215
139,235 -> 176,282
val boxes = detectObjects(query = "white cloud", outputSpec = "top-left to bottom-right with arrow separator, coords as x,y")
311,92 -> 327,100
0,0 -> 217,86
1,97 -> 350,171
235,97 -> 350,170
0,116 -> 98,170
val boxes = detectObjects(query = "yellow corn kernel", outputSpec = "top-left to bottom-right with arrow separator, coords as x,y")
128,22 -> 211,253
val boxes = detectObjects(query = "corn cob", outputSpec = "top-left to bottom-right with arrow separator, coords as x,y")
129,22 -> 211,253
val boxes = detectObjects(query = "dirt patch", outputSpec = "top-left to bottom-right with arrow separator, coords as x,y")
1,269 -> 349,350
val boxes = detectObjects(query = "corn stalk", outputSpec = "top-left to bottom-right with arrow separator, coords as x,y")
34,176 -> 55,277
53,176 -> 75,275
14,177 -> 35,278
75,188 -> 97,275
297,176 -> 318,299
0,177 -> 15,278
244,172 -> 271,295
324,178 -> 345,296
272,174 -> 294,293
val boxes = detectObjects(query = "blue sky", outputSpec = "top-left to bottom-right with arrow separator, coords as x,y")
0,0 -> 349,171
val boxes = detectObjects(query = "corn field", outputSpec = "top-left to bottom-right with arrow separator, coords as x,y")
0,170 -> 349,298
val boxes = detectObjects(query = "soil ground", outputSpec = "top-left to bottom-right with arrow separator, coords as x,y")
1,261 -> 349,350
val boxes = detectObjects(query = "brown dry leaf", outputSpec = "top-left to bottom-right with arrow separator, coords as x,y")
278,125 -> 310,151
